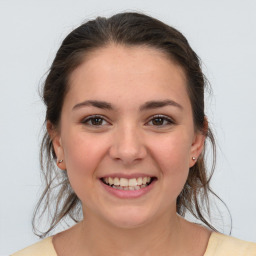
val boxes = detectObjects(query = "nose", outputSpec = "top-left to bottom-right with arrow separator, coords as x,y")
109,123 -> 147,165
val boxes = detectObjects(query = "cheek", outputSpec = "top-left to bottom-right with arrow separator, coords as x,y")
149,130 -> 192,190
63,130 -> 107,167
61,131 -> 108,196
152,131 -> 192,169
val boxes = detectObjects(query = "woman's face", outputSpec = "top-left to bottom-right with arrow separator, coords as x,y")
52,45 -> 205,228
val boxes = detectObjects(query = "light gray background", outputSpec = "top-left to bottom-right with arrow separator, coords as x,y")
0,0 -> 256,254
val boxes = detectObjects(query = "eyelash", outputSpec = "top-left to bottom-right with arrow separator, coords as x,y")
146,115 -> 174,127
81,115 -> 109,127
81,114 -> 174,127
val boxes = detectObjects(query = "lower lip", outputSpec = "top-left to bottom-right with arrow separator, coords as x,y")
100,179 -> 156,199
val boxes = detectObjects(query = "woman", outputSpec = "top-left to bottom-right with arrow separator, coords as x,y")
12,12 -> 256,255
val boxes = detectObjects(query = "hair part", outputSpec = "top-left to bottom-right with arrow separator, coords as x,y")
33,12 -> 229,237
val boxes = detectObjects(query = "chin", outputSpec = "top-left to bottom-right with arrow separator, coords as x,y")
104,207 -> 155,229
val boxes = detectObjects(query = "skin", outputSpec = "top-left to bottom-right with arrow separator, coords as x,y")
50,45 -> 211,255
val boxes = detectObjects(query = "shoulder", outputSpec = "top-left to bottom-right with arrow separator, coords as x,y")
204,232 -> 256,256
11,237 -> 57,256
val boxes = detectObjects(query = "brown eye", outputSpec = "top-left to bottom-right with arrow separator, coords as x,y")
152,117 -> 165,126
90,117 -> 104,126
147,115 -> 174,127
82,115 -> 109,126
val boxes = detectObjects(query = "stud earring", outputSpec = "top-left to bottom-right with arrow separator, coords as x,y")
192,157 -> 196,161
58,159 -> 63,164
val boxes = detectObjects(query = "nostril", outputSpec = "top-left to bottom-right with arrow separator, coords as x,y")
108,133 -> 147,164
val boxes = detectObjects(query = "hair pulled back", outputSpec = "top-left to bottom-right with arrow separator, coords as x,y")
33,12 -> 221,237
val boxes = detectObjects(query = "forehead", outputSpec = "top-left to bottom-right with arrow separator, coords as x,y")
67,44 -> 190,109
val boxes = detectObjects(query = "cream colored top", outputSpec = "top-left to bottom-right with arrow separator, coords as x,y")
12,232 -> 256,256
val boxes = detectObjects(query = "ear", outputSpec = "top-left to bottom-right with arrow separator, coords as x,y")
189,118 -> 208,167
47,121 -> 66,170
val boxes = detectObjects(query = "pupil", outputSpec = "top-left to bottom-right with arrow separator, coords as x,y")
153,118 -> 163,125
92,118 -> 102,125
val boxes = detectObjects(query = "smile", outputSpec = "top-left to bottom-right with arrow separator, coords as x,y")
101,177 -> 154,191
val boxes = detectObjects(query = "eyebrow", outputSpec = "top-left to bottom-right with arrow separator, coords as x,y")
139,99 -> 183,111
72,99 -> 182,111
73,100 -> 113,110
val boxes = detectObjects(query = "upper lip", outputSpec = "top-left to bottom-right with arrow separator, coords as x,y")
99,173 -> 156,179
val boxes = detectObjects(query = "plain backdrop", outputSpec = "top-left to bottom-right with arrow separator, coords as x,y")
0,0 -> 256,254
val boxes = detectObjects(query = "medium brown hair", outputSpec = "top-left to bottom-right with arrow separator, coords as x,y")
33,12 -> 227,237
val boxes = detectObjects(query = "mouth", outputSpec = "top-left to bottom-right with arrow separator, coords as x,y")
100,176 -> 156,191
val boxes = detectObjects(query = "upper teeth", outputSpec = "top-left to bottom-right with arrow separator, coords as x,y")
103,177 -> 151,187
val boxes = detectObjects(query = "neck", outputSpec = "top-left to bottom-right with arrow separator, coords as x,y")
76,209 -> 184,255
53,210 -> 211,256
